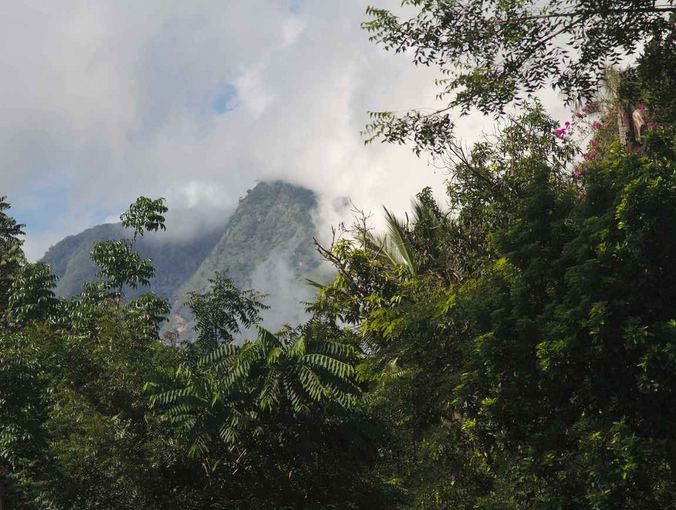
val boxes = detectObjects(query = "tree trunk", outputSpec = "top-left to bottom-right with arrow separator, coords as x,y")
617,103 -> 637,149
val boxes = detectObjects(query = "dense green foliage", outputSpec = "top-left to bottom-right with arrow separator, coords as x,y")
313,103 -> 676,507
1,6 -> 674,509
0,195 -> 377,509
0,197 -> 25,315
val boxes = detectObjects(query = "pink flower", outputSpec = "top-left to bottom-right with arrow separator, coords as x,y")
554,128 -> 566,139
575,111 -> 584,118
639,104 -> 647,112
647,122 -> 656,129
583,151 -> 597,160
565,121 -> 570,126
592,121 -> 603,130
589,139 -> 599,148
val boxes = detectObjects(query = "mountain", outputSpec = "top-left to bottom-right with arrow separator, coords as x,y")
42,181 -> 325,333
42,222 -> 221,302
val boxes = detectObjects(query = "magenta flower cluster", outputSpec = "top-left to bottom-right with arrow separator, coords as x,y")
554,127 -> 567,139
553,104 -> 601,141
552,103 -> 609,172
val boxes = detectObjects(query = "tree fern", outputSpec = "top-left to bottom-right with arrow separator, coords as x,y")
149,322 -> 361,458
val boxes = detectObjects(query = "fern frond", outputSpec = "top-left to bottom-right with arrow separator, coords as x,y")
199,342 -> 239,368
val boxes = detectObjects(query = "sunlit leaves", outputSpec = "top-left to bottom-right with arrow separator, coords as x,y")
120,196 -> 167,240
90,239 -> 155,292
7,262 -> 59,326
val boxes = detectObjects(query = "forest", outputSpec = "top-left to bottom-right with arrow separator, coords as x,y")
1,1 -> 675,508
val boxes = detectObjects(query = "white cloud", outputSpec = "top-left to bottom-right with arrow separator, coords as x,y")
235,65 -> 272,119
0,0 -> 568,261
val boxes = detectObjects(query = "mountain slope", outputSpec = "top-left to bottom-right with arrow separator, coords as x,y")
169,181 -> 323,332
180,181 -> 318,292
42,181 -> 325,333
42,223 -> 222,302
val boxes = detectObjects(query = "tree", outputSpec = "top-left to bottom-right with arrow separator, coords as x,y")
0,196 -> 201,509
0,331 -> 50,510
362,0 -> 675,152
0,197 -> 25,316
451,115 -> 676,508
315,100 -> 676,507
312,113 -> 516,505
149,310 -> 386,507
120,196 -> 167,241
186,272 -> 267,354
6,263 -> 59,327
90,197 -> 167,298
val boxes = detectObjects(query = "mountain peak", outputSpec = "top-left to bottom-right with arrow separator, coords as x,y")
42,180 -> 324,334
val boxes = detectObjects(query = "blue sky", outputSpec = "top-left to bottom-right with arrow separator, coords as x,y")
212,84 -> 240,115
11,174 -> 117,247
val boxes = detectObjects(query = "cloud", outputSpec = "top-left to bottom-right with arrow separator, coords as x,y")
248,250 -> 315,332
0,0 -> 567,261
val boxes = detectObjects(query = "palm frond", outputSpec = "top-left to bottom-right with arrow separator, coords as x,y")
383,207 -> 417,274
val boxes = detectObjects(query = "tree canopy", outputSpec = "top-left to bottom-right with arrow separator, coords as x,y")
363,0 -> 675,152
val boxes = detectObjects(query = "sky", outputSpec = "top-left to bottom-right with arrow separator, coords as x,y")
0,0 -> 566,260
